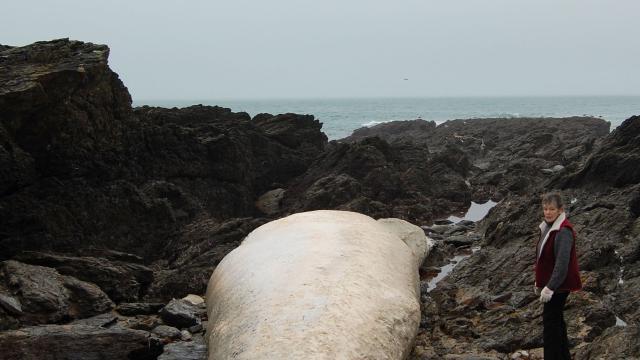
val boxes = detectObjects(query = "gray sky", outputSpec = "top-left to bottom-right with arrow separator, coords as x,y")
3,0 -> 639,100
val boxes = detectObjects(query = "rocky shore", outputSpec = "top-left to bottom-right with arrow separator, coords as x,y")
1,39 -> 638,359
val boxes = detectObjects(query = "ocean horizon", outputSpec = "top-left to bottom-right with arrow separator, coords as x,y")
133,95 -> 640,140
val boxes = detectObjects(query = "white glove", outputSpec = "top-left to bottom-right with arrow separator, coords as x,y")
539,286 -> 554,303
534,285 -> 541,296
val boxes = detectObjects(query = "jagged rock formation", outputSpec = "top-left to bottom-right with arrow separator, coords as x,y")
0,39 -> 327,302
410,116 -> 640,359
280,137 -> 471,224
342,117 -> 610,202
0,39 -> 327,358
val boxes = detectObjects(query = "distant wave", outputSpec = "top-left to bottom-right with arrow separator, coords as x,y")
469,112 -> 521,119
361,120 -> 392,127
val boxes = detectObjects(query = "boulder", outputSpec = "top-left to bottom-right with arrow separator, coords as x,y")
255,188 -> 286,215
562,115 -> 640,189
0,260 -> 113,328
160,299 -> 202,329
252,113 -> 328,156
152,324 -> 182,341
0,293 -> 22,315
14,251 -> 153,302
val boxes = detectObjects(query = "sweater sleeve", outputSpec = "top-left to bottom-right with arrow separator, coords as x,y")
547,227 -> 573,290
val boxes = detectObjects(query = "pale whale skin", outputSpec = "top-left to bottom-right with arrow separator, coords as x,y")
205,210 -> 432,359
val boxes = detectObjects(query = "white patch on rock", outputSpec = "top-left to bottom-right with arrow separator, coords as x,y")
540,164 -> 565,174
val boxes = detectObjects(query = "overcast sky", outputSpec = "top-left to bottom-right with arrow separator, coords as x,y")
3,1 -> 639,100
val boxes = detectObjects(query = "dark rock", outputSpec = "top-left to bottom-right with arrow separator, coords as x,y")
420,240 -> 457,270
71,312 -> 118,328
341,119 -> 437,144
0,324 -> 163,360
146,217 -> 267,301
458,220 -> 476,227
343,116 -> 609,202
77,248 -> 145,264
425,224 -> 452,234
628,189 -> 640,218
255,188 -> 286,215
582,304 -> 616,341
443,235 -> 474,247
0,293 -> 22,315
0,260 -> 113,327
188,323 -> 203,333
160,299 -> 201,329
158,334 -> 207,360
562,115 -> 640,189
434,219 -> 454,225
116,302 -> 165,316
14,251 -> 153,302
490,293 -> 512,304
575,325 -> 640,359
152,324 -> 182,341
0,39 -> 327,261
252,112 -> 328,157
411,115 -> 640,358
444,225 -> 470,236
282,136 -> 471,223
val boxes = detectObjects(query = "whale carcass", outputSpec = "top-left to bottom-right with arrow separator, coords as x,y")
205,210 -> 432,359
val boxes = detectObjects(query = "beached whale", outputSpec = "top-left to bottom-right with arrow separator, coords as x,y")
205,210 -> 432,359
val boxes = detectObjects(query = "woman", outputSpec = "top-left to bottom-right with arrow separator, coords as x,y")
534,192 -> 582,359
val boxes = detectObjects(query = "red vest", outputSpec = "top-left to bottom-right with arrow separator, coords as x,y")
535,219 -> 582,292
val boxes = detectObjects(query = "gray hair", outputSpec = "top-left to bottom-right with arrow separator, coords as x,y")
541,192 -> 564,208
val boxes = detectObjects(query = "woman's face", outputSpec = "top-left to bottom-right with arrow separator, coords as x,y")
542,202 -> 563,223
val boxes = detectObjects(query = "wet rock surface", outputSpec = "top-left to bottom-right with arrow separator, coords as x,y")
1,38 -> 638,359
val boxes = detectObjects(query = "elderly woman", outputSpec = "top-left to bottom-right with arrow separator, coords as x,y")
534,192 -> 582,359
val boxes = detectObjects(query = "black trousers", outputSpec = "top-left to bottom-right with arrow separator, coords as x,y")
543,292 -> 571,360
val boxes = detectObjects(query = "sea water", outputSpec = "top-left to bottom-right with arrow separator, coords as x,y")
134,96 -> 640,140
